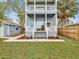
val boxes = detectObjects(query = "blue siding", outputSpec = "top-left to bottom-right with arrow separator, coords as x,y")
48,31 -> 57,36
0,24 -> 3,37
3,24 -> 22,37
8,25 -> 22,36
4,24 -> 9,36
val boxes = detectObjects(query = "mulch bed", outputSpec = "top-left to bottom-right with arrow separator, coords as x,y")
48,36 -> 59,39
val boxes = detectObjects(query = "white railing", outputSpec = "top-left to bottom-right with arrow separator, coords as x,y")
35,5 -> 45,10
26,5 -> 56,11
27,5 -> 34,10
47,5 -> 56,11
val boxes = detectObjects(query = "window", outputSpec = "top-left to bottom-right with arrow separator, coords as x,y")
16,27 -> 18,30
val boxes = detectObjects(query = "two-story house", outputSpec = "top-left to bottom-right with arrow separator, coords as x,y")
25,0 -> 57,39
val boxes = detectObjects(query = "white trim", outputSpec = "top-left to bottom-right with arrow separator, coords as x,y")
56,0 -> 57,36
33,0 -> 36,39
7,25 -> 9,36
45,0 -> 48,39
33,13 -> 36,39
34,0 -> 35,10
0,24 -> 4,37
1,24 -> 4,37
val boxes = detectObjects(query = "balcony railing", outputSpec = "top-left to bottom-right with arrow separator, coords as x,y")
27,5 -> 34,10
26,5 -> 56,11
36,5 -> 45,10
47,5 -> 56,11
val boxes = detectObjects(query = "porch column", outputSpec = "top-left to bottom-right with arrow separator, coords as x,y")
7,25 -> 9,36
25,0 -> 27,10
33,0 -> 36,39
34,0 -> 36,11
25,0 -> 28,36
45,0 -> 48,39
2,24 -> 4,37
55,0 -> 57,37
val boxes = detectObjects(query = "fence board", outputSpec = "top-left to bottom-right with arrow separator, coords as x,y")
58,26 -> 79,40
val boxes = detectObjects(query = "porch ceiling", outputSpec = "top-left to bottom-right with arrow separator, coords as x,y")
27,0 -> 55,2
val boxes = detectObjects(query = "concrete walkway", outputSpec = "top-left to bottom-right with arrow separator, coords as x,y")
3,34 -> 65,42
7,34 -> 24,40
0,34 -> 24,40
4,39 -> 65,42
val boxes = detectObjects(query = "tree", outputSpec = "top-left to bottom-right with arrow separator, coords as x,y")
58,0 -> 78,26
7,0 -> 25,32
0,2 -> 8,20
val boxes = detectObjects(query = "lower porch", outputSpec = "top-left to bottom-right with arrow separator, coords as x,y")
25,14 -> 57,39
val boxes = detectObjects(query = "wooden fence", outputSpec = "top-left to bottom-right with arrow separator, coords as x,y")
58,26 -> 79,40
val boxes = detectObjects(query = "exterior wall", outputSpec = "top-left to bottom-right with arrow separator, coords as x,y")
47,14 -> 57,37
15,26 -> 22,34
2,24 -> 22,37
8,25 -> 22,36
8,25 -> 14,36
0,24 -> 4,37
4,24 -> 9,36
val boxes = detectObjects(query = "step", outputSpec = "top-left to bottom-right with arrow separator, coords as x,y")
34,32 -> 47,39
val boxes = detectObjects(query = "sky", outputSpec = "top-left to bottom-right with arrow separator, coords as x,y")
5,11 -> 19,23
0,0 -> 19,23
0,0 -> 79,24
72,0 -> 79,23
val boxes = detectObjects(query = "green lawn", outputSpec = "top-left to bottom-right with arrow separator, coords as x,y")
0,36 -> 79,59
0,38 -> 6,42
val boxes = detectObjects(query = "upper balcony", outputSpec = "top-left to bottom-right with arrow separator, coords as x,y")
26,0 -> 57,13
26,5 -> 57,14
27,0 -> 55,3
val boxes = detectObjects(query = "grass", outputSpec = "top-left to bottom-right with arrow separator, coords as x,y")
0,38 -> 6,42
0,36 -> 79,59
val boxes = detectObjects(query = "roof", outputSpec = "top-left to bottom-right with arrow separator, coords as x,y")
0,18 -> 22,26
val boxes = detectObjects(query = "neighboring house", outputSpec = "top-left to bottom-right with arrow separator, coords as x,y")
25,0 -> 57,39
0,19 -> 22,37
